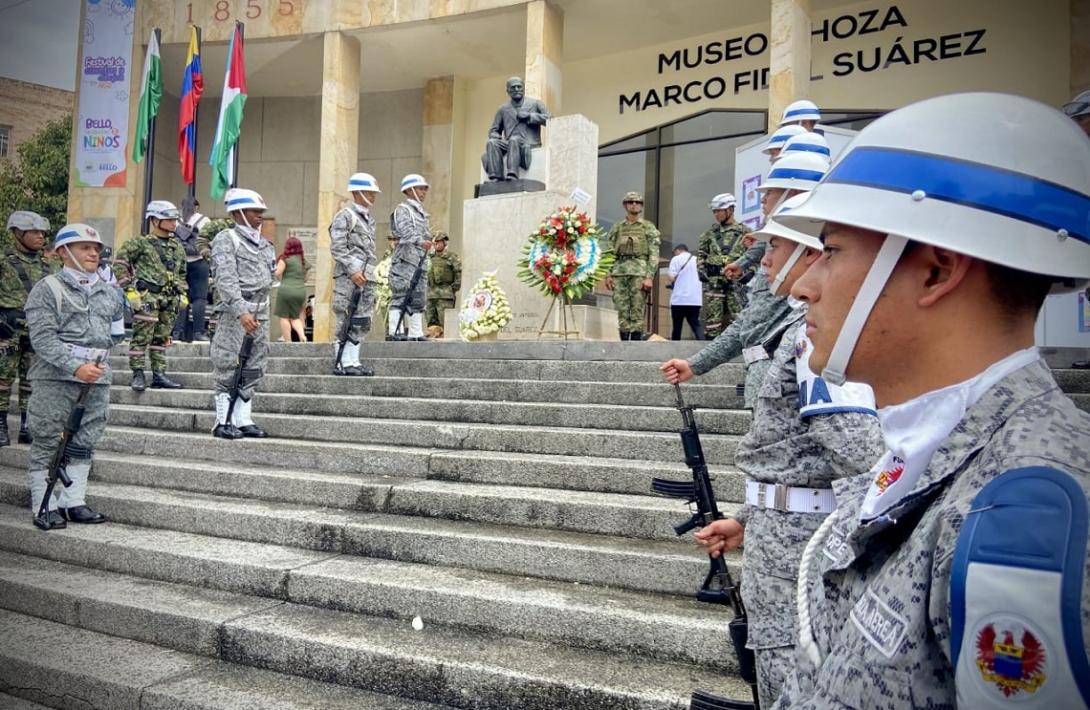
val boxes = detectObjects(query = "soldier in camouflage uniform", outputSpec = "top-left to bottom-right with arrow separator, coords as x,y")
25,224 -> 124,529
0,210 -> 57,446
604,192 -> 660,341
330,172 -> 381,376
114,201 -> 188,392
209,188 -> 276,440
770,94 -> 1090,709
388,174 -> 433,341
426,232 -> 461,334
697,193 -> 751,339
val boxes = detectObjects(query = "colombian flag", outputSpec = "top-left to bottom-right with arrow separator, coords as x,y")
178,26 -> 203,185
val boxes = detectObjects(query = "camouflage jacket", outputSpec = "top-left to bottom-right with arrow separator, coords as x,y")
26,271 -> 124,385
210,226 -> 276,320
330,204 -> 378,281
735,240 -> 767,273
427,250 -> 462,300
732,315 -> 885,647
774,359 -> 1090,709
696,222 -> 750,283
390,199 -> 431,278
606,219 -> 661,278
0,248 -> 57,312
114,234 -> 187,296
687,272 -> 793,408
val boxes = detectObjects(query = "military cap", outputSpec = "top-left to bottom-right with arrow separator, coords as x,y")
433,232 -> 450,242
622,191 -> 644,203
6,210 -> 50,232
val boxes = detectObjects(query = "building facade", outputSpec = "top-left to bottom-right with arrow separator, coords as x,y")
0,78 -> 74,162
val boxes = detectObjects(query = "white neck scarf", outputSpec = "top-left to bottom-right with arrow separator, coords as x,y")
63,266 -> 99,290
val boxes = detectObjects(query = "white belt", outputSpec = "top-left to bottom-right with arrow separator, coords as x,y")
745,480 -> 837,514
244,299 -> 269,312
742,345 -> 770,365
64,343 -> 109,362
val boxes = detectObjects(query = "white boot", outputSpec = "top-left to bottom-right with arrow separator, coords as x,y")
345,341 -> 361,368
28,468 -> 56,514
233,397 -> 267,438
214,392 -> 231,427
56,460 -> 91,508
388,308 -> 404,339
213,392 -> 243,439
408,312 -> 424,340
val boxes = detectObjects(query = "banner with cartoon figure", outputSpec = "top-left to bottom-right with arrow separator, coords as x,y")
74,0 -> 136,187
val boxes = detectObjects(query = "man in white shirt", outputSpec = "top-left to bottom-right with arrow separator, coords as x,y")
667,244 -> 701,340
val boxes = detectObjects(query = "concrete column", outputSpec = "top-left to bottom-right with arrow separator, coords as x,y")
313,30 -> 361,342
524,0 -> 563,114
767,0 -> 812,132
422,76 -> 464,242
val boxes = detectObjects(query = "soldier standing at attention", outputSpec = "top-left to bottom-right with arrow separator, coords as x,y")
114,201 -> 188,392
0,211 -> 57,447
697,193 -> 751,339
426,232 -> 461,335
330,172 -> 381,376
604,192 -> 660,341
772,94 -> 1090,708
209,188 -> 276,440
388,174 -> 432,341
25,223 -> 123,529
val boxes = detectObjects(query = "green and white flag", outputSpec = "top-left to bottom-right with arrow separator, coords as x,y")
132,30 -> 162,163
209,23 -> 247,199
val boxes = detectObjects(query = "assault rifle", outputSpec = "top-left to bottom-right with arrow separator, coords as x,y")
652,383 -> 759,710
224,333 -> 255,427
390,246 -> 431,341
35,358 -> 102,530
334,286 -> 362,372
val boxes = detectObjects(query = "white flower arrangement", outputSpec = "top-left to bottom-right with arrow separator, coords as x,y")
458,271 -> 513,341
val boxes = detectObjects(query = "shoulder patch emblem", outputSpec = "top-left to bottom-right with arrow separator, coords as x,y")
974,616 -> 1048,698
873,456 -> 905,496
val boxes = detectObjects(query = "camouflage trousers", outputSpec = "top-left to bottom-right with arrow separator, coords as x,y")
129,295 -> 179,371
755,644 -> 795,707
27,379 -> 110,469
702,281 -> 743,339
426,298 -> 454,328
0,325 -> 33,412
611,276 -> 648,333
333,277 -> 376,343
210,306 -> 269,400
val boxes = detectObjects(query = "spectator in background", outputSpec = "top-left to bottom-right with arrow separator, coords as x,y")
667,244 -> 701,340
273,236 -> 309,342
1064,89 -> 1090,138
173,202 -> 211,342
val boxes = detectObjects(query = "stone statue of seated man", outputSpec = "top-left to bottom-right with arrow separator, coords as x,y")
482,76 -> 551,182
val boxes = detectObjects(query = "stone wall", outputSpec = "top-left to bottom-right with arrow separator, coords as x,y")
0,78 -> 74,161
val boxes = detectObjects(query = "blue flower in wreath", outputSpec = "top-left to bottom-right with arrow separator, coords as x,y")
572,236 -> 600,281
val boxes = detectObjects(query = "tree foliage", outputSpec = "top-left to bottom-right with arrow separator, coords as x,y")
0,114 -> 72,249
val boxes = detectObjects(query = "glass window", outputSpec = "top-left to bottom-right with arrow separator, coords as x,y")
597,149 -> 657,231
659,110 -> 765,145
819,111 -> 884,131
600,129 -> 655,154
0,126 -> 9,159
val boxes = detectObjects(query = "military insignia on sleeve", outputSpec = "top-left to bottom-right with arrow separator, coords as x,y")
974,618 -> 1048,698
873,456 -> 905,496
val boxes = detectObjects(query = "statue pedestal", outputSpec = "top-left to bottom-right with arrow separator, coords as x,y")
459,115 -> 615,341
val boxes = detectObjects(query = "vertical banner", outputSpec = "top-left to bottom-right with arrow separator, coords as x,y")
74,0 -> 136,188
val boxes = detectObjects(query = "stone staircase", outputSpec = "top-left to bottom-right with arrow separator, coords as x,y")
0,341 -> 1085,710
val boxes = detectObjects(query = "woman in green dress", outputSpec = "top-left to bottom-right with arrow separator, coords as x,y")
274,237 -> 309,342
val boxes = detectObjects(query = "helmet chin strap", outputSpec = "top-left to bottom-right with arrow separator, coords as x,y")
354,191 -> 373,208
62,244 -> 97,277
820,234 -> 908,386
762,190 -> 793,227
770,243 -> 806,296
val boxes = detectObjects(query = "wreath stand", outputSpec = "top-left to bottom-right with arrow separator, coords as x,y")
537,294 -> 581,340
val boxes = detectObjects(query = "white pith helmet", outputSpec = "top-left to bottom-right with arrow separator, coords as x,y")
781,132 -> 831,160
400,174 -> 428,192
53,223 -> 104,250
752,193 -> 823,297
756,151 -> 831,194
762,125 -> 807,155
347,172 -> 381,193
145,200 -> 181,220
780,99 -> 821,126
6,210 -> 49,232
709,193 -> 737,210
224,188 -> 267,213
777,92 -> 1090,385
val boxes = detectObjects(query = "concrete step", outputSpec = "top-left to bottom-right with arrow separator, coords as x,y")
0,449 -> 738,540
0,607 -> 455,709
113,354 -> 746,385
0,693 -> 50,710
0,564 -> 749,710
0,531 -> 736,670
103,403 -> 741,466
109,386 -> 753,435
0,475 -> 732,596
111,369 -> 746,409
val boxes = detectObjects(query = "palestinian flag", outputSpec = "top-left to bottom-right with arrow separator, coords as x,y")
209,22 -> 247,199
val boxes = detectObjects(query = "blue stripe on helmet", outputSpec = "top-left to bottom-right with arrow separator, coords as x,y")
826,146 -> 1090,244
768,134 -> 792,145
349,180 -> 374,188
55,229 -> 81,241
784,107 -> 819,119
226,198 -> 255,207
768,168 -> 826,182
785,143 -> 831,157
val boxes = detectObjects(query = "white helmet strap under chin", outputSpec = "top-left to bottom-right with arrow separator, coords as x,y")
821,234 -> 908,386
771,243 -> 806,296
62,244 -> 93,276
354,191 -> 373,208
762,190 -> 792,227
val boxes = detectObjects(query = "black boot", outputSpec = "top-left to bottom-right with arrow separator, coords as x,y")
238,423 -> 268,438
0,412 -> 8,447
18,411 -> 30,444
629,331 -> 643,341
213,423 -> 244,440
33,510 -> 67,531
61,505 -> 107,524
131,369 -> 147,392
151,371 -> 183,389
618,331 -> 630,341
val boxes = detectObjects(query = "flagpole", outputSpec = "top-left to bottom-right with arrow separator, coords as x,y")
142,27 -> 162,234
230,21 -> 243,189
182,25 -> 202,220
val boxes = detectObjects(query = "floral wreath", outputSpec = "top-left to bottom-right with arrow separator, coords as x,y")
517,205 -> 613,301
458,271 -> 512,341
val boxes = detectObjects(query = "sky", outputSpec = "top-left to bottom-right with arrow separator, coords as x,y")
0,0 -> 82,90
